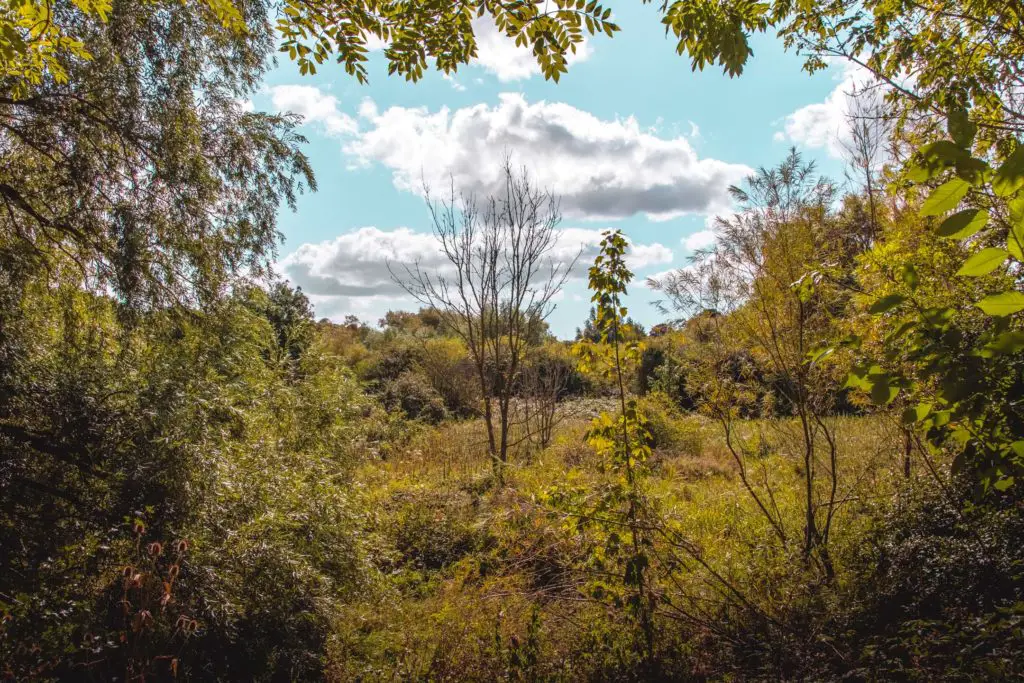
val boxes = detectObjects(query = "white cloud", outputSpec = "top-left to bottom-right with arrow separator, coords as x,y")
280,226 -> 672,319
345,93 -> 750,221
269,85 -> 357,136
443,73 -> 467,91
776,61 -> 879,158
554,228 -> 673,272
280,227 -> 444,300
682,229 -> 716,252
363,31 -> 390,52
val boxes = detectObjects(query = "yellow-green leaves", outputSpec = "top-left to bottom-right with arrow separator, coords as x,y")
905,140 -> 970,182
956,248 -> 1008,277
977,291 -> 1024,316
984,331 -> 1024,355
947,106 -> 976,148
920,178 -> 970,216
992,147 -> 1024,197
1,0 -> 242,98
277,0 -> 619,84
845,365 -> 900,405
868,293 -> 907,314
937,209 -> 988,238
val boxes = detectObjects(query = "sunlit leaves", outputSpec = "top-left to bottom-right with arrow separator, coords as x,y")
1,0 -> 242,97
919,179 -> 970,216
845,364 -> 900,405
901,402 -> 932,425
276,0 -> 619,84
977,291 -> 1024,317
868,293 -> 907,314
956,248 -> 1008,277
660,0 -> 769,76
992,147 -> 1024,197
937,209 -> 988,239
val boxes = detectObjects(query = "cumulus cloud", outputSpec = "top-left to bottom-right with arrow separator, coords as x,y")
279,227 -> 444,300
345,93 -> 750,221
279,226 -> 672,320
269,85 -> 357,136
555,228 -> 673,272
682,229 -> 716,252
776,61 -> 880,159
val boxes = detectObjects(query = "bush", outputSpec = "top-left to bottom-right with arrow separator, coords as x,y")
818,485 -> 1024,680
383,371 -> 449,424
638,392 -> 705,455
386,489 -> 479,570
417,337 -> 481,416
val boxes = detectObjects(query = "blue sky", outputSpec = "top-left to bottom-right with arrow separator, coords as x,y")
255,3 -> 865,338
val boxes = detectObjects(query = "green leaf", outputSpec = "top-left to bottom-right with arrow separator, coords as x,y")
905,141 -> 969,182
957,248 -> 1009,276
902,402 -> 932,424
977,291 -> 1024,317
947,107 -> 976,148
884,320 -> 917,344
900,264 -> 919,290
869,293 -> 907,314
1008,234 -> 1023,262
984,330 -> 1024,354
920,179 -> 970,216
937,209 -> 988,238
807,346 -> 834,365
870,375 -> 899,405
992,147 -> 1024,197
992,476 -> 1015,492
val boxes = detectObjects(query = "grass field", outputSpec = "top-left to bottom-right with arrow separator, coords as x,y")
328,397 -> 921,680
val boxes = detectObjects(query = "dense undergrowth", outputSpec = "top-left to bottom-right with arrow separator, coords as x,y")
3,0 -> 1024,680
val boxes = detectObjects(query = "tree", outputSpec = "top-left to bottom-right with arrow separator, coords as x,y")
1,0 -> 620,94
576,305 -> 647,343
550,230 -> 659,669
244,282 -> 316,364
0,1 -> 243,97
651,150 -> 851,577
274,0 -> 619,83
1,0 -> 314,310
654,0 -> 1024,148
394,160 -> 578,481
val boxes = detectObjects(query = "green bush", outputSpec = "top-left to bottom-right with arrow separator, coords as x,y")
383,371 -> 449,424
638,392 -> 705,455
386,490 -> 479,571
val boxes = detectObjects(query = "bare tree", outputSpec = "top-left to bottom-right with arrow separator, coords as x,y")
392,159 -> 579,482
840,83 -> 892,246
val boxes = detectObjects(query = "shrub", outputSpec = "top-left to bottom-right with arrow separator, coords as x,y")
418,337 -> 481,416
386,490 -> 479,570
638,392 -> 705,455
383,371 -> 448,424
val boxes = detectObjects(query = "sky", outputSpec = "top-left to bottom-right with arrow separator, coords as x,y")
254,3 -> 869,338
